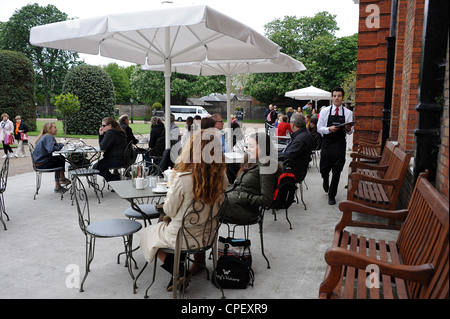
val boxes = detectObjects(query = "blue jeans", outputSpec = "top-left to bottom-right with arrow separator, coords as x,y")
94,158 -> 123,182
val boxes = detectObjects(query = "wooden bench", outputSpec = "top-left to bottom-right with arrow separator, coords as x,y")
356,130 -> 383,159
347,147 -> 412,229
349,140 -> 397,178
319,172 -> 449,299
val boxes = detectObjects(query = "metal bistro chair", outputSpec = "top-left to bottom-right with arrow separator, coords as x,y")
221,206 -> 271,269
28,143 -> 67,200
0,156 -> 10,230
137,197 -> 227,299
66,142 -> 104,204
72,175 -> 142,292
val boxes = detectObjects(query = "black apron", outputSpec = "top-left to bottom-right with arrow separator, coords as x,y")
320,106 -> 347,172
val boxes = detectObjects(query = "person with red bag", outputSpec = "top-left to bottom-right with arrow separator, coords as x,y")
1,113 -> 14,159
14,115 -> 29,158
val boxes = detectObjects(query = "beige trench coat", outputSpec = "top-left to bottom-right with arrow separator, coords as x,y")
140,171 -> 228,263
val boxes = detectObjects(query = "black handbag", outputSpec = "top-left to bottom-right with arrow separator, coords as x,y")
214,236 -> 254,289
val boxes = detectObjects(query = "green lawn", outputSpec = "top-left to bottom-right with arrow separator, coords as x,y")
29,120 -> 151,139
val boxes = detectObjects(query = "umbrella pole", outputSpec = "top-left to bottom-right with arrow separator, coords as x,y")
226,75 -> 232,151
164,28 -> 172,150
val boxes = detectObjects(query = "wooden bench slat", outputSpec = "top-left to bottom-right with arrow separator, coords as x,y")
378,240 -> 394,299
388,241 -> 409,299
357,236 -> 368,299
343,233 -> 359,298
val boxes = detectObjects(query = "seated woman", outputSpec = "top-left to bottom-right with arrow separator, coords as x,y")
222,132 -> 282,224
32,122 -> 70,192
140,129 -> 228,292
145,116 -> 165,163
94,117 -> 127,182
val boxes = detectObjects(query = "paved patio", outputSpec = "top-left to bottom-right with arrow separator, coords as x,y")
1,132 -> 399,300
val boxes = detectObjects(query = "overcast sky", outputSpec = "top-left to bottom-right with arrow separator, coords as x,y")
0,0 -> 360,66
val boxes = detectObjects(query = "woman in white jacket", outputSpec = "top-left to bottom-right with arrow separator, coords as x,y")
1,113 -> 15,159
140,128 -> 228,292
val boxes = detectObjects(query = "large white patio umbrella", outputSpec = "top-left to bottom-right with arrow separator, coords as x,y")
30,5 -> 281,148
285,85 -> 331,110
142,53 -> 306,132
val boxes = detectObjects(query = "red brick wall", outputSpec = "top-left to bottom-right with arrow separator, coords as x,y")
353,0 -> 392,150
436,43 -> 449,201
395,0 -> 424,153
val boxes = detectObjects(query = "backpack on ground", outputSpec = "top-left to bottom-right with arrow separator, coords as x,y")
214,236 -> 254,289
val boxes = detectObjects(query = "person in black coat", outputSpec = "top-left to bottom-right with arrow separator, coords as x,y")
148,116 -> 165,157
94,117 -> 127,182
119,114 -> 138,146
278,113 -> 313,183
14,115 -> 29,158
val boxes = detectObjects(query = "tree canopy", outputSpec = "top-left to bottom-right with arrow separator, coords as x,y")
0,50 -> 36,130
243,12 -> 358,105
62,65 -> 115,135
0,4 -> 81,107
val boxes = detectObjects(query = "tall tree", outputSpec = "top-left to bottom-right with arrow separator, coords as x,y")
0,4 -> 81,108
244,12 -> 357,105
103,63 -> 134,104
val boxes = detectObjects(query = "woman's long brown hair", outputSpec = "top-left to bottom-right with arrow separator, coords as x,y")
175,129 -> 226,205
35,122 -> 57,144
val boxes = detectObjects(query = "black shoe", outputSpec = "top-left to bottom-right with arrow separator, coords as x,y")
323,179 -> 329,193
328,197 -> 336,205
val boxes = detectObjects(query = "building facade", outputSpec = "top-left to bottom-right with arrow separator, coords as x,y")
353,0 -> 449,201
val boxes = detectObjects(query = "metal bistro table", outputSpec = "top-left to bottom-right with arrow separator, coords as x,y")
108,179 -> 166,227
54,144 -> 105,204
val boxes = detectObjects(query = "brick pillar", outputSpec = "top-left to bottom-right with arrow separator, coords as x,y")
353,0 -> 392,150
395,0 -> 424,153
436,42 -> 449,200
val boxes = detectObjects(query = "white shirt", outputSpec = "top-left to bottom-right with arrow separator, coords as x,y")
317,105 -> 354,136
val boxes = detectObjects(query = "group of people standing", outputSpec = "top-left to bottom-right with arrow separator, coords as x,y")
1,113 -> 29,159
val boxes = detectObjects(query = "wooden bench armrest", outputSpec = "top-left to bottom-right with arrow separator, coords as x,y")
349,161 -> 388,172
336,200 -> 408,231
350,152 -> 382,162
349,172 -> 399,186
319,247 -> 435,296
358,136 -> 379,143
358,142 -> 381,149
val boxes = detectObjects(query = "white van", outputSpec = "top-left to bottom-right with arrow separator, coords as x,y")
170,106 -> 210,121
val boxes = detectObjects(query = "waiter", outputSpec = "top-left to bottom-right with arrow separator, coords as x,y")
317,87 -> 354,205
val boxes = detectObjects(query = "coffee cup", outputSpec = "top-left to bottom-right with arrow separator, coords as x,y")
135,177 -> 149,190
156,182 -> 167,192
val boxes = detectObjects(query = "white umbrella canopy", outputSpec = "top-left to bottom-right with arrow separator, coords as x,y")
30,5 -> 281,148
285,85 -> 332,112
285,85 -> 331,100
142,53 -> 306,131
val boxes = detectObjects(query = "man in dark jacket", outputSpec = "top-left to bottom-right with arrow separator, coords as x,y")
278,113 -> 313,183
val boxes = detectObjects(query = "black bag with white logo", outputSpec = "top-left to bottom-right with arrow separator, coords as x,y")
214,236 -> 254,289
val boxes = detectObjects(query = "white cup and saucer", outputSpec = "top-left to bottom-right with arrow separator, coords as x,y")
152,182 -> 168,193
